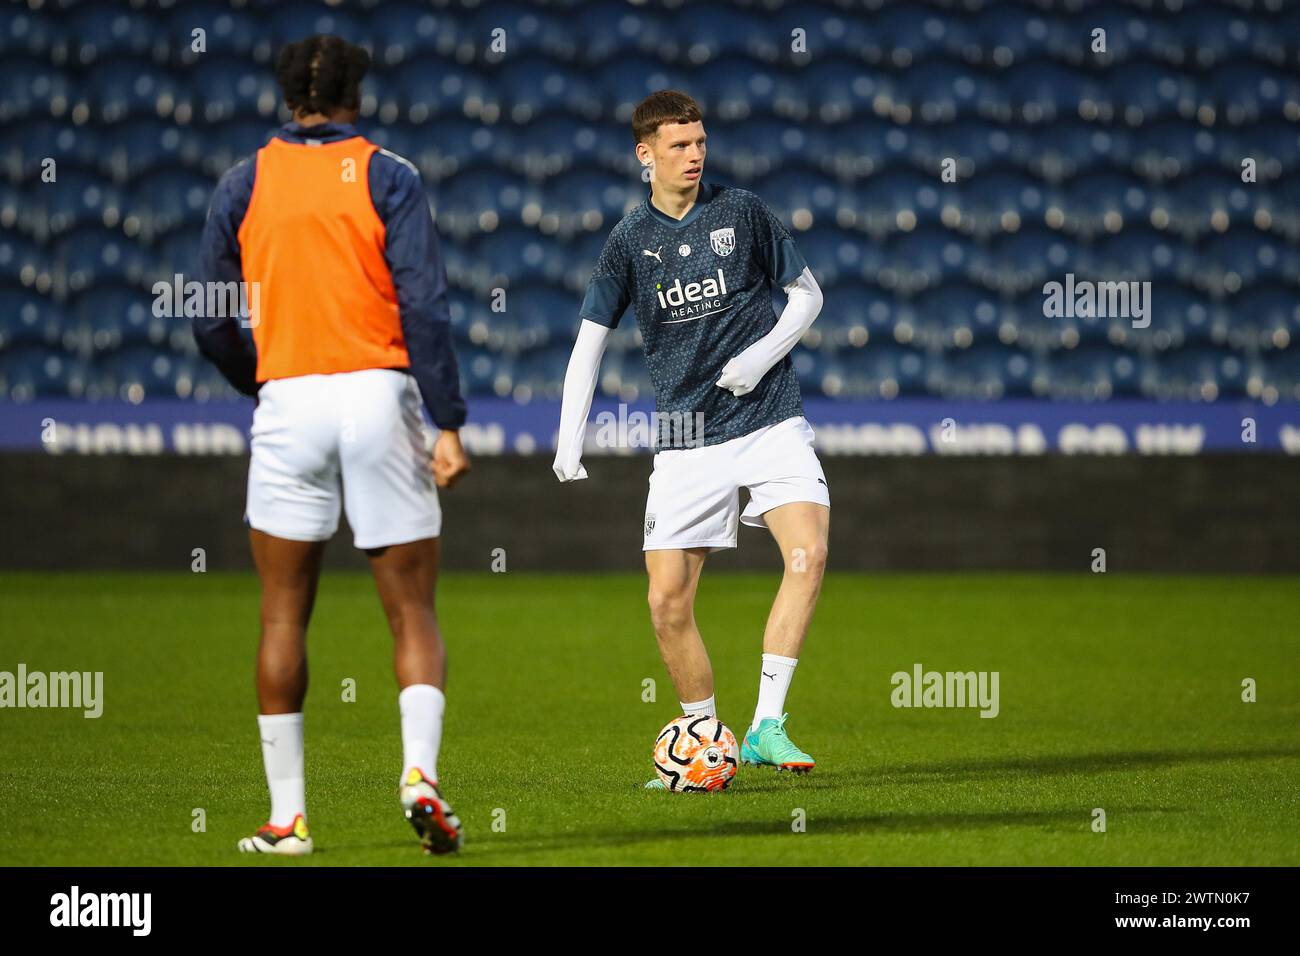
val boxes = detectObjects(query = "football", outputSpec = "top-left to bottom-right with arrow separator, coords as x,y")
652,715 -> 739,792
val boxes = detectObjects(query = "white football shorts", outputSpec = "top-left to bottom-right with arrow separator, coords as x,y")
245,368 -> 441,549
642,415 -> 830,552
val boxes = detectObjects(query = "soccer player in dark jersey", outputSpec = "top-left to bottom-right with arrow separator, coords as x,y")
553,91 -> 830,785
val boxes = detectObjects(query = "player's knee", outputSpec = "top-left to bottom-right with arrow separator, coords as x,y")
786,541 -> 828,579
383,598 -> 436,638
647,586 -> 693,634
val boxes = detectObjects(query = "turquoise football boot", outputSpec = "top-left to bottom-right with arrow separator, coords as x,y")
740,714 -> 815,773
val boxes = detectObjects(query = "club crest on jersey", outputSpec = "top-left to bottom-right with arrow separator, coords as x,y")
645,514 -> 656,537
710,227 -> 736,257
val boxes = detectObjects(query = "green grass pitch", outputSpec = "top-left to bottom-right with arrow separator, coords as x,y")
0,571 -> 1296,866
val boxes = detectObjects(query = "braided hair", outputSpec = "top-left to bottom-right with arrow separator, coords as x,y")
275,35 -> 370,118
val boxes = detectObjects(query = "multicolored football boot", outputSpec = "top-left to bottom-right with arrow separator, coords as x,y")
399,768 -> 462,855
740,714 -> 815,773
237,814 -> 313,855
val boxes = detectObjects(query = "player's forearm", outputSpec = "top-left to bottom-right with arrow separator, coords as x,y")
192,319 -> 260,397
554,319 -> 611,477
716,268 -> 822,397
749,267 -> 822,374
399,305 -> 468,431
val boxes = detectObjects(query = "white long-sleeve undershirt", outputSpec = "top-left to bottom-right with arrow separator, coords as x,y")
552,318 -> 611,481
715,266 -> 823,397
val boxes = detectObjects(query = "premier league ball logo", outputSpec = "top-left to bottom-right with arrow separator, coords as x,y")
709,227 -> 735,257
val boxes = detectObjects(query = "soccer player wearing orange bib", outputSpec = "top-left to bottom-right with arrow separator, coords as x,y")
195,36 -> 467,855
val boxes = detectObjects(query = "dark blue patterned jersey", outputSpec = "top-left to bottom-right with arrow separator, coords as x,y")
579,182 -> 808,449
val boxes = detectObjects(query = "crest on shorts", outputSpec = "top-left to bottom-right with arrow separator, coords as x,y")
645,513 -> 656,537
709,227 -> 735,257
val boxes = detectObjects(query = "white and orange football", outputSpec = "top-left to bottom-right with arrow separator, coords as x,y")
652,715 -> 739,792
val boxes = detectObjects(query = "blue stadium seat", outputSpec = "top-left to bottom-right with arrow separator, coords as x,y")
1183,7 -> 1278,68
430,171 -> 543,240
596,56 -> 692,123
873,4 -> 967,62
776,5 -> 877,62
836,343 -> 932,398
153,228 -> 205,283
266,3 -> 364,51
491,57 -> 599,124
508,345 -> 572,402
675,8 -> 770,65
171,3 -> 265,64
194,120 -> 272,178
473,226 -> 566,288
900,62 -> 997,122
1056,170 -> 1149,235
0,289 -> 61,349
0,346 -> 89,400
34,169 -> 128,237
911,283 -> 1004,350
389,59 -> 487,123
81,59 -> 182,124
694,57 -> 782,122
856,169 -> 943,230
779,59 -> 871,123
1262,349 -> 1300,402
0,60 -> 73,122
1107,63 -> 1197,125
369,3 -> 459,67
1,120 -> 100,181
541,171 -> 638,233
0,234 -> 51,291
798,228 -> 871,289
1049,345 -> 1151,400
0,1 -> 1295,405
0,181 -> 36,237
54,228 -> 150,293
756,168 -> 852,229
128,171 -> 213,238
68,284 -> 166,353
0,7 -> 63,60
596,348 -> 651,401
190,56 -> 278,122
402,118 -> 506,180
1227,286 -> 1299,352
1130,120 -> 1217,180
578,6 -> 673,65
104,118 -> 201,181
470,4 -> 576,64
1157,346 -> 1254,400
1004,61 -> 1106,124
95,346 -> 193,400
66,6 -> 160,66
940,344 -> 1040,399
1206,64 -> 1296,124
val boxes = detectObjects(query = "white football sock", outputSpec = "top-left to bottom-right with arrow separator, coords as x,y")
679,696 -> 716,717
257,712 -> 305,827
399,683 -> 445,784
752,654 -> 798,731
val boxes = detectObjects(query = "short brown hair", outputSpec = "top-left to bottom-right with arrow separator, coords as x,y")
632,90 -> 703,145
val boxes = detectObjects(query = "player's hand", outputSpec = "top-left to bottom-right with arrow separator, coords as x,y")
552,449 -> 589,482
716,354 -> 762,397
432,430 -> 471,489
